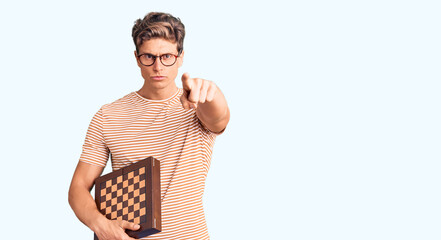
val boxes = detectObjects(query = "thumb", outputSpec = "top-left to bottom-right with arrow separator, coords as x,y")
180,89 -> 192,110
121,221 -> 140,231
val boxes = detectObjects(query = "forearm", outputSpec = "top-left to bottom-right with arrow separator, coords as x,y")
196,85 -> 230,133
68,162 -> 108,233
69,164 -> 140,240
69,183 -> 107,232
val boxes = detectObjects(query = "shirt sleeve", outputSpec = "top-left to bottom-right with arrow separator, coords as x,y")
78,107 -> 109,167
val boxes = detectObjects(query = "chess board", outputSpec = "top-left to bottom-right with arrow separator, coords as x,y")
94,157 -> 161,239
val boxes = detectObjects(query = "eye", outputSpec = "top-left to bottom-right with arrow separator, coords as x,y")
144,54 -> 155,59
162,54 -> 172,59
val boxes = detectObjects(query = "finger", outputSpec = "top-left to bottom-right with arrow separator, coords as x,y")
199,80 -> 209,104
187,78 -> 201,104
206,83 -> 217,102
121,220 -> 140,231
181,72 -> 191,90
191,102 -> 198,109
180,91 -> 191,110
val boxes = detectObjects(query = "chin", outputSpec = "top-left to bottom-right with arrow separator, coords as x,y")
150,80 -> 174,89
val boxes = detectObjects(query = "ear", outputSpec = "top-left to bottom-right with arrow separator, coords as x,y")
134,50 -> 141,68
177,50 -> 184,68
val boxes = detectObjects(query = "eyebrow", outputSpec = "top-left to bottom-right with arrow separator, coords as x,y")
138,52 -> 177,56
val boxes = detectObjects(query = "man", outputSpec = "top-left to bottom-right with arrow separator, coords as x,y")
68,12 -> 229,240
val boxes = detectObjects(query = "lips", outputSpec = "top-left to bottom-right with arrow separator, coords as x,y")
151,76 -> 165,80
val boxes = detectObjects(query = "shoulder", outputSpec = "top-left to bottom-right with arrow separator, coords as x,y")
100,92 -> 140,115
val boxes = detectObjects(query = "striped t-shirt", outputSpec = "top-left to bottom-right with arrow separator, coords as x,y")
79,88 -> 220,239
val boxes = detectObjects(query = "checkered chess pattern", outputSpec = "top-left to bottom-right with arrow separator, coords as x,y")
99,167 -> 147,224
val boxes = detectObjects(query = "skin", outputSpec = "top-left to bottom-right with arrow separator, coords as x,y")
68,38 -> 230,240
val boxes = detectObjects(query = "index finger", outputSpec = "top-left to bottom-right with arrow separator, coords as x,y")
181,72 -> 191,87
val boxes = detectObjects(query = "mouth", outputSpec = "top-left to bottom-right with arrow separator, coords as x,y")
151,76 -> 165,80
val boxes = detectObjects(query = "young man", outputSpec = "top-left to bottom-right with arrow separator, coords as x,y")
68,12 -> 229,240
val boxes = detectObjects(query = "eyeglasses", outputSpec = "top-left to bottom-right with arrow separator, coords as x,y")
137,53 -> 180,67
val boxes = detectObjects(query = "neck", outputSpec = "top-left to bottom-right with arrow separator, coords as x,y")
137,84 -> 178,100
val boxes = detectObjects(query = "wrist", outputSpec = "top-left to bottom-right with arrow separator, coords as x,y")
88,211 -> 108,233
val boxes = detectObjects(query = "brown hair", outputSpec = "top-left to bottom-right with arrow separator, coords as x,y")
132,12 -> 185,55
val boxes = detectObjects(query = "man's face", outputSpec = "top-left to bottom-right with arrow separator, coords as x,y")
135,38 -> 183,91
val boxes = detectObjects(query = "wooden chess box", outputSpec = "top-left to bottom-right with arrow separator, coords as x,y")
94,157 -> 161,239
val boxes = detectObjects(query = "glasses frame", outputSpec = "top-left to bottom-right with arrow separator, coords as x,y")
137,53 -> 180,67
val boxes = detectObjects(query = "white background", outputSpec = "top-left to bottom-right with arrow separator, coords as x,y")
0,1 -> 440,239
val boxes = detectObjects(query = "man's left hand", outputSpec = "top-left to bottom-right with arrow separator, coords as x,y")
180,72 -> 217,110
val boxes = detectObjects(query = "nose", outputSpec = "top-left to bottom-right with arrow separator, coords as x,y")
152,57 -> 163,71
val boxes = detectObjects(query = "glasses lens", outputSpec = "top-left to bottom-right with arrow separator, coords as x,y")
161,54 -> 177,66
139,54 -> 155,66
